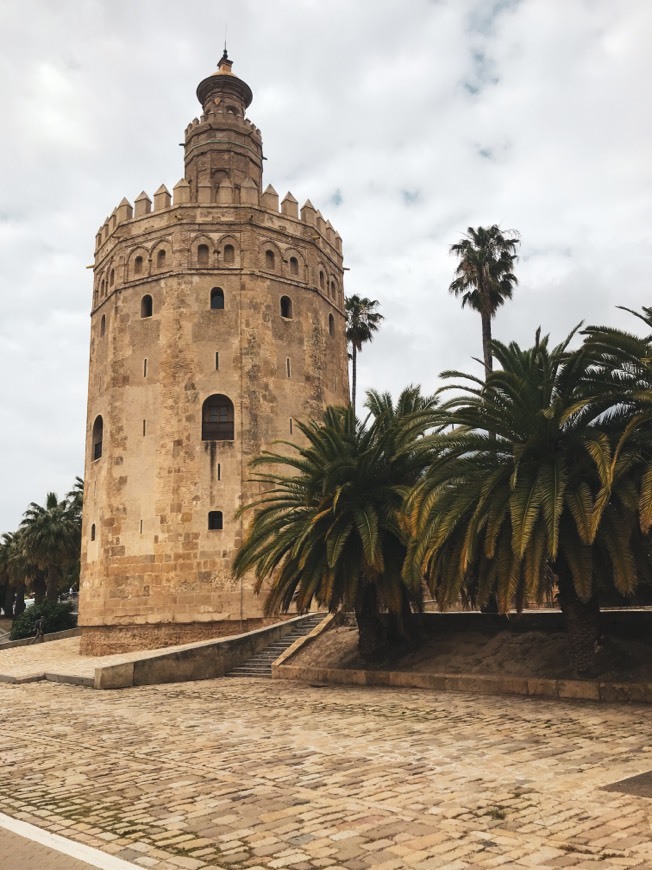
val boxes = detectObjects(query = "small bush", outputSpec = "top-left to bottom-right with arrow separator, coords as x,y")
10,600 -> 77,641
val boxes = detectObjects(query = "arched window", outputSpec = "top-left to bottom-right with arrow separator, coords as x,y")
92,415 -> 103,460
134,256 -> 143,275
156,249 -> 166,269
210,287 -> 225,310
319,270 -> 325,290
223,244 -> 235,264
329,279 -> 336,299
329,313 -> 334,336
90,523 -> 96,542
197,244 -> 209,266
208,511 -> 223,530
141,295 -> 153,318
289,256 -> 298,276
265,249 -> 275,269
280,296 -> 293,319
109,268 -> 115,286
100,315 -> 106,337
100,279 -> 106,296
202,394 -> 234,441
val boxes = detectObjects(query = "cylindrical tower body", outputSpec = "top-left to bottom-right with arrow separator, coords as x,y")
79,55 -> 349,654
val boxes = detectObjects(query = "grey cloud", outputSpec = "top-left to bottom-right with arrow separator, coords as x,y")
0,0 -> 650,529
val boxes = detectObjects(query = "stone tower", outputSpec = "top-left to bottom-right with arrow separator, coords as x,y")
79,53 -> 349,654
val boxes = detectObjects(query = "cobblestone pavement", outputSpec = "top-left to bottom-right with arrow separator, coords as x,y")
0,678 -> 649,869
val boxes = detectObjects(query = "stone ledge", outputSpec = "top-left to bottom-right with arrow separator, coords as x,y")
272,664 -> 652,704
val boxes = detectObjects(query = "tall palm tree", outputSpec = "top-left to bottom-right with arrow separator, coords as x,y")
449,225 -> 520,378
405,329 -> 652,676
233,388 -> 438,660
20,492 -> 81,601
345,295 -> 384,415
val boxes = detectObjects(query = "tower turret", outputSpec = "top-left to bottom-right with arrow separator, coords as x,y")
185,51 -> 263,200
80,56 -> 349,655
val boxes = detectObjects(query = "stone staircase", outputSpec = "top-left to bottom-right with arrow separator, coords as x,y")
226,613 -> 325,678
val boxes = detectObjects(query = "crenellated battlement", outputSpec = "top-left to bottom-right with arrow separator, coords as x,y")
184,112 -> 262,140
95,183 -> 343,259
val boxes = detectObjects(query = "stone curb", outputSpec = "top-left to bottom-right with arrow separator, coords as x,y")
0,628 -> 81,650
272,664 -> 652,703
272,613 -> 651,704
0,671 -> 93,687
0,672 -> 43,685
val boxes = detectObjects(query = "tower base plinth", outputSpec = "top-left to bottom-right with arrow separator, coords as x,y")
79,617 -> 292,656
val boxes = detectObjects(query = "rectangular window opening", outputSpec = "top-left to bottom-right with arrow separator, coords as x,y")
208,511 -> 223,530
217,463 -> 221,481
215,351 -> 219,370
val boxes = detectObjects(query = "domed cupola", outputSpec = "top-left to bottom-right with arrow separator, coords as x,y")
196,49 -> 253,118
184,51 -> 263,199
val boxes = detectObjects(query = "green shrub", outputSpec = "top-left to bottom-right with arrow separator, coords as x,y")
10,600 -> 77,641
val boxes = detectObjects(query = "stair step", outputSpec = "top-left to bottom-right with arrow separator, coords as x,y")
224,615 -> 325,679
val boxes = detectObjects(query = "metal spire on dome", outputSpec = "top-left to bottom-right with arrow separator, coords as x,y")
196,45 -> 252,108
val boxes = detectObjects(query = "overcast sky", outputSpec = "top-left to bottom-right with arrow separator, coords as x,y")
0,0 -> 651,532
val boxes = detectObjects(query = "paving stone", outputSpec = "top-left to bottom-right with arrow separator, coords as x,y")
0,674 -> 651,868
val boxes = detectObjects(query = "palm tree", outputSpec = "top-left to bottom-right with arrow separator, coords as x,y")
449,225 -> 520,378
581,306 -> 652,416
20,492 -> 81,601
0,531 -> 30,617
345,295 -> 384,415
66,477 -> 84,524
233,388 -> 438,660
405,329 -> 652,676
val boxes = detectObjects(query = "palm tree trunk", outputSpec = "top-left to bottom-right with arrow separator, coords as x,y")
557,573 -> 601,677
2,584 -> 13,619
351,344 -> 357,415
481,309 -> 493,378
355,582 -> 386,662
33,571 -> 46,604
14,582 -> 26,617
387,584 -> 420,646
46,567 -> 61,601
